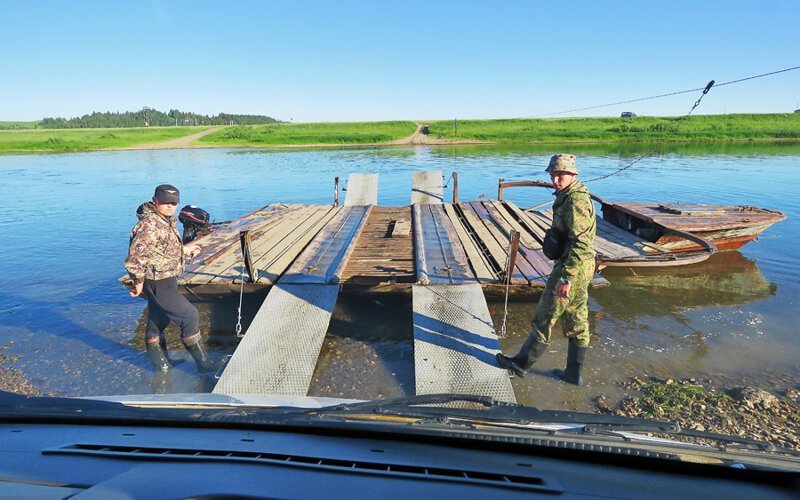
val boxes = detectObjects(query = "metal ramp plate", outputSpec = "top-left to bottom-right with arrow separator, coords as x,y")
414,204 -> 475,284
213,284 -> 338,396
411,170 -> 443,204
412,284 -> 516,403
344,173 -> 379,206
281,205 -> 372,284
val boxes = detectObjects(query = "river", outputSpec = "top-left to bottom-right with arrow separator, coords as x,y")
0,143 -> 798,411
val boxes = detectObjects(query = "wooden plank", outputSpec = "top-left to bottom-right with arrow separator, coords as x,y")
344,173 -> 378,206
467,202 -> 540,284
481,201 -> 550,284
457,202 -> 527,285
391,218 -> 411,237
180,204 -> 297,283
196,205 -> 327,285
411,170 -> 444,204
253,206 -> 343,284
413,204 -> 475,284
443,203 -> 497,283
181,205 -> 317,285
341,206 -> 416,284
490,201 -> 556,277
499,201 -> 544,249
281,205 -> 372,284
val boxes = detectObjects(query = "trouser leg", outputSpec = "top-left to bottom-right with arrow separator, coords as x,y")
143,277 -> 200,340
145,301 -> 171,343
497,279 -> 563,376
560,282 -> 591,348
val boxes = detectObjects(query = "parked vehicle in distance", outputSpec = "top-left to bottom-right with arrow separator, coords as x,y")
621,111 -> 637,118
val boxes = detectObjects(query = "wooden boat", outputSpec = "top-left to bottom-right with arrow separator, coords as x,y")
498,180 -> 786,269
600,202 -> 786,252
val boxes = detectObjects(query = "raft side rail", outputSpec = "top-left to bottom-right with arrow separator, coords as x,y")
497,179 -> 610,206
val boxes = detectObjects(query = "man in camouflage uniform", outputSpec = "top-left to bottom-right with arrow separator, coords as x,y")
125,184 -> 214,374
497,154 -> 596,385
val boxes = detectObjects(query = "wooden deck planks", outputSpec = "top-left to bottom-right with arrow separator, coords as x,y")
195,205 -> 331,285
281,205 -> 372,284
180,204 -> 295,282
340,206 -> 416,284
465,202 -> 538,284
180,204 -> 308,285
484,201 -> 552,284
457,203 -> 527,285
442,204 -> 497,283
250,206 -> 343,284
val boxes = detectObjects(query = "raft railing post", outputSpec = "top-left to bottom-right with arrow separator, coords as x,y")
239,230 -> 258,283
334,176 -> 339,207
452,172 -> 459,203
498,178 -> 504,201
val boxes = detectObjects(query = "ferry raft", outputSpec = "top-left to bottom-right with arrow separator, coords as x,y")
137,171 -> 784,401
175,173 -> 784,297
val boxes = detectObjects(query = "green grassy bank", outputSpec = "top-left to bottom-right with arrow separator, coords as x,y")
2,114 -> 799,152
0,121 -> 40,130
0,126 -> 210,152
197,121 -> 417,146
428,114 -> 800,143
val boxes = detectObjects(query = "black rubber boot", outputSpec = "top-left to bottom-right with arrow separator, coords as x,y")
552,341 -> 587,386
146,341 -> 171,373
496,338 -> 549,377
182,336 -> 215,374
159,335 -> 184,367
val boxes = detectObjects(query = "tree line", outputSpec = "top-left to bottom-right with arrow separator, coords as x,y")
38,109 -> 278,128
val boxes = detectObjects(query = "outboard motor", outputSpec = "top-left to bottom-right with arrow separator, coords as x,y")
179,205 -> 211,244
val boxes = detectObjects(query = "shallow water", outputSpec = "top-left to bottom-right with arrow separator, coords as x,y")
0,143 -> 798,410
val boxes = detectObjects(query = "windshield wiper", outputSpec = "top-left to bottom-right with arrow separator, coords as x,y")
309,393 -> 679,431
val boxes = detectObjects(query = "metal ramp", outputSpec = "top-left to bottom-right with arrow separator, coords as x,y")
412,202 -> 516,402
411,170 -> 443,204
344,173 -> 379,206
213,206 -> 372,396
412,284 -> 516,403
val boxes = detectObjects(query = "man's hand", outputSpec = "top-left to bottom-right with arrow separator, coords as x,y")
555,280 -> 571,299
184,243 -> 202,260
130,281 -> 144,298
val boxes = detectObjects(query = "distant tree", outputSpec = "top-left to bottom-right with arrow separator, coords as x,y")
38,108 -> 279,128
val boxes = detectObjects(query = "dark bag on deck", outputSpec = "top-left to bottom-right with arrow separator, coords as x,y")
543,227 -> 567,260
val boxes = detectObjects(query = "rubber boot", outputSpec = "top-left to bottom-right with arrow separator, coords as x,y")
182,336 -> 215,374
552,341 -> 587,386
496,337 -> 549,377
159,335 -> 184,367
146,341 -> 171,373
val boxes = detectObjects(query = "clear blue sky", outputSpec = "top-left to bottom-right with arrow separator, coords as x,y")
2,0 -> 798,122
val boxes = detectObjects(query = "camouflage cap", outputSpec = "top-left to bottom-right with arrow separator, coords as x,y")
545,154 -> 578,175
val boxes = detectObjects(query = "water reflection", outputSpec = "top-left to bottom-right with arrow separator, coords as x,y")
594,252 -> 776,318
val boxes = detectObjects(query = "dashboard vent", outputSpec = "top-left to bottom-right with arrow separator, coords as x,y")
46,443 -> 561,493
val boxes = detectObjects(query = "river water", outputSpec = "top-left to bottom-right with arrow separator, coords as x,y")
0,143 -> 798,411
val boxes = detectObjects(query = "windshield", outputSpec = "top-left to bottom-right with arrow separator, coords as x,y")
1,1 -> 799,478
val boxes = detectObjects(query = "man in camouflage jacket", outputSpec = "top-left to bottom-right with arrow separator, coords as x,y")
125,184 -> 214,374
497,154 -> 596,385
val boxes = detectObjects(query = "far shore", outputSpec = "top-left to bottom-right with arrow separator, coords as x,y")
2,114 -> 799,154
